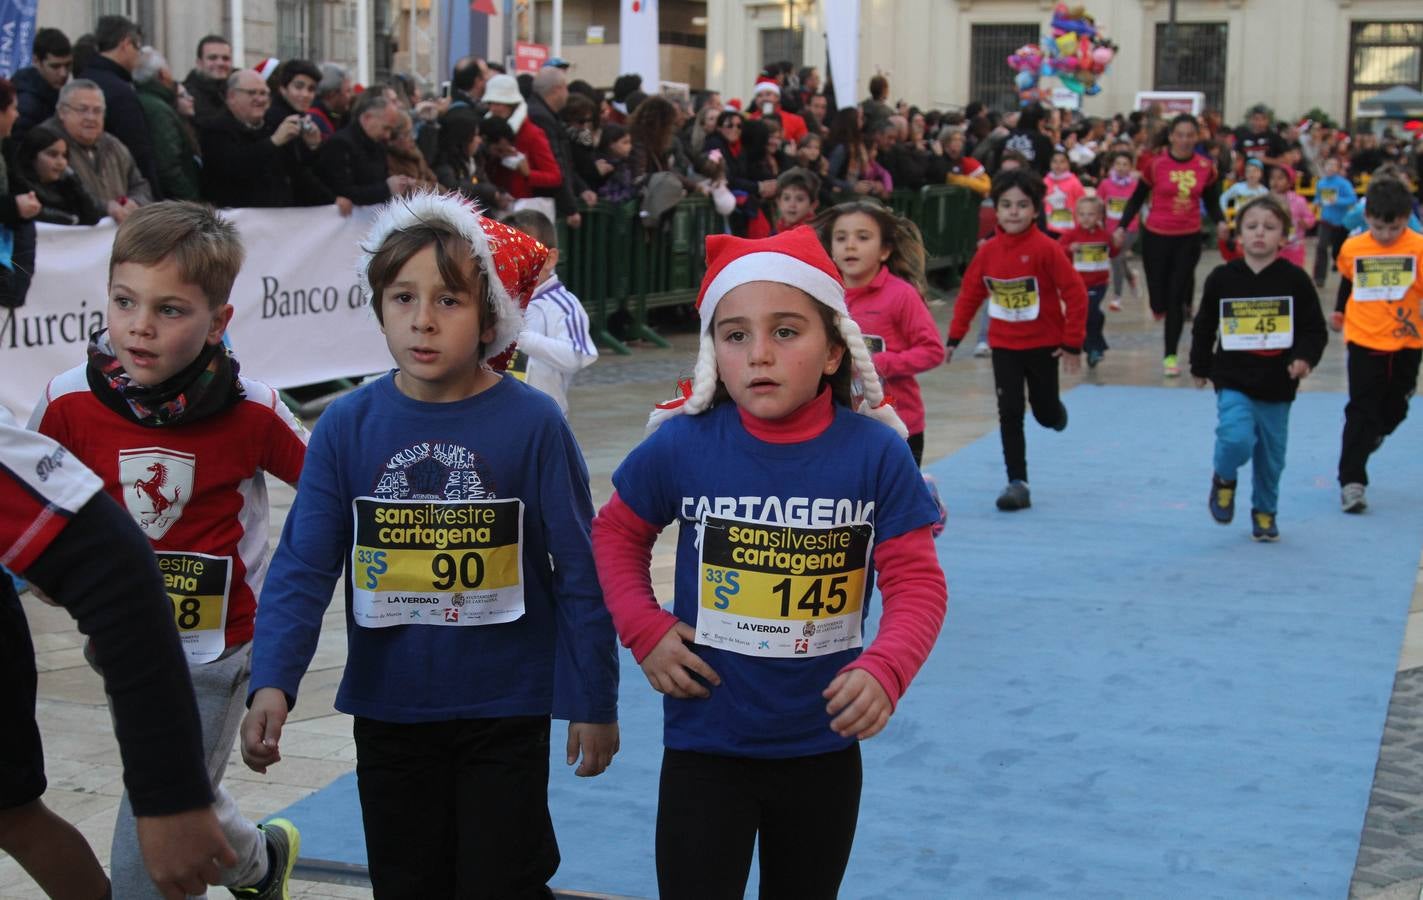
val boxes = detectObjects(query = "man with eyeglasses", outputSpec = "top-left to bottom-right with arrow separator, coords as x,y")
84,15 -> 162,196
13,28 -> 72,137
41,79 -> 153,222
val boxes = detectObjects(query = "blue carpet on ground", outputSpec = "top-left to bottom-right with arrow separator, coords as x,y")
273,386 -> 1423,898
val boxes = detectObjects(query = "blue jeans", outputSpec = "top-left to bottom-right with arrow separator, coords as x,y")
1213,388 -> 1291,514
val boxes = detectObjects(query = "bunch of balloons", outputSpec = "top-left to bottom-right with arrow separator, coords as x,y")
1006,3 -> 1118,104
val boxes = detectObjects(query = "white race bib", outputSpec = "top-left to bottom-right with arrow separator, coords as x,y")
157,551 -> 232,665
1220,297 -> 1293,351
1353,256 -> 1416,302
1073,243 -> 1110,273
1048,208 -> 1074,229
695,514 -> 871,659
350,497 -> 524,628
985,276 -> 1041,322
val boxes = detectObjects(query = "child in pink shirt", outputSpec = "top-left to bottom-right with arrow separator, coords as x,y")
1044,149 -> 1087,236
1270,165 -> 1316,269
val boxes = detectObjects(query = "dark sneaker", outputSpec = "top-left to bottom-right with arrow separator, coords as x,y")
1251,509 -> 1279,542
232,818 -> 300,899
1053,403 -> 1068,432
1209,474 -> 1236,524
1341,483 -> 1367,514
1087,350 -> 1104,368
996,480 -> 1031,511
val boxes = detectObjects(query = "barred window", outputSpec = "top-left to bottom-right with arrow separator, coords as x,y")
969,24 -> 1039,113
1153,22 -> 1228,115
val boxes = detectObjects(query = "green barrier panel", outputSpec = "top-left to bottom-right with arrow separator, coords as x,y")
629,196 -> 718,347
556,200 -> 637,355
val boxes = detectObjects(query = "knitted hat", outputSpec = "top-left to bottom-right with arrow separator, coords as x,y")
358,190 -> 548,362
753,77 -> 780,98
646,225 -> 906,436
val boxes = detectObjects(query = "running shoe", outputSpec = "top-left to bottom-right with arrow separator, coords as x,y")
1163,355 -> 1181,377
996,480 -> 1031,511
973,341 -> 991,358
232,818 -> 300,899
1341,483 -> 1367,514
1251,509 -> 1279,542
1052,403 -> 1069,432
1209,474 -> 1236,524
1108,299 -> 1122,312
1087,350 -> 1104,368
923,473 -> 948,538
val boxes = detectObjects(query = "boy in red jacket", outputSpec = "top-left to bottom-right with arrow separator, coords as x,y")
1057,195 -> 1118,368
946,168 -> 1088,511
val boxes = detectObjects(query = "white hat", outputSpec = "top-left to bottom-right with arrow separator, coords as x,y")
483,73 -> 525,107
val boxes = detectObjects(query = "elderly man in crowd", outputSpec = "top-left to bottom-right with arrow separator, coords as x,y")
317,91 -> 412,206
41,79 -> 151,222
183,34 -> 232,121
133,46 -> 201,200
85,15 -> 160,193
308,63 -> 352,137
15,28 -> 72,136
198,68 -> 338,210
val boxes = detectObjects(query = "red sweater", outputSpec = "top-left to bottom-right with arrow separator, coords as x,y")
948,225 -> 1088,351
591,389 -> 946,710
1057,224 -> 1118,288
490,120 -> 564,199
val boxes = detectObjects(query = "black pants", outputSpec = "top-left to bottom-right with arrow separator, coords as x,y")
907,431 -> 924,468
354,715 -> 558,899
1084,284 -> 1108,354
0,574 -> 45,810
1313,221 -> 1348,284
656,745 -> 862,900
1140,228 -> 1202,357
1339,343 -> 1422,486
992,346 -> 1064,483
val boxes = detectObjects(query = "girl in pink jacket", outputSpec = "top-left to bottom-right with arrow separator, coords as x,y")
1269,165 -> 1317,269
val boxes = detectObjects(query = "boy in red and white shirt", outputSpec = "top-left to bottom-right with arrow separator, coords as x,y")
29,202 -> 306,900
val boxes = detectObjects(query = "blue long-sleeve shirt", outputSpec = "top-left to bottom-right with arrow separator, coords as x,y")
250,373 -> 618,724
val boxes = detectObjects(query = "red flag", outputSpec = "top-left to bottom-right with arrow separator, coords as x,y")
471,0 -> 497,14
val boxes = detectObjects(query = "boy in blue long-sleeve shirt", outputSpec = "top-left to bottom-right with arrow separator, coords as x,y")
1313,157 -> 1357,286
239,192 -> 619,897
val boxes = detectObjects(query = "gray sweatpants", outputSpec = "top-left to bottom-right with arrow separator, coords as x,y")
105,642 -> 268,898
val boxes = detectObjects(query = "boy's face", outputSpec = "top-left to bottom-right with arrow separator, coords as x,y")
777,187 -> 815,227
379,243 -> 496,403
107,260 -> 231,388
1239,207 -> 1286,261
1365,214 -> 1406,246
1324,158 -> 1340,176
1076,203 -> 1102,230
1244,164 -> 1262,185
996,186 -> 1036,234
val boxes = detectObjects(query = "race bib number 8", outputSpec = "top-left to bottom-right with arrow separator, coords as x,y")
985,276 -> 1041,322
157,551 -> 232,665
351,497 -> 524,628
696,514 -> 871,659
1353,256 -> 1416,302
1220,296 -> 1293,351
1073,243 -> 1110,273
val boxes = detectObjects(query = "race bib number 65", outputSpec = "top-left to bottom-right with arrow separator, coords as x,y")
696,514 -> 871,659
350,497 -> 524,628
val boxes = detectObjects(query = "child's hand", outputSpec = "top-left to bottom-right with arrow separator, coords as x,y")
823,668 -> 892,740
1215,221 -> 1231,243
239,688 -> 288,773
1194,377 -> 1209,388
1329,311 -> 1344,332
1111,228 -> 1126,250
1055,348 -> 1082,375
1288,359 -> 1312,380
639,621 -> 721,699
566,722 -> 620,776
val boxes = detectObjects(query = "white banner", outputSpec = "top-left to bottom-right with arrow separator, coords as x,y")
619,0 -> 660,92
824,0 -> 861,109
1,205 -> 392,424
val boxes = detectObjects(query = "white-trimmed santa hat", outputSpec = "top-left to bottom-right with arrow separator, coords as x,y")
357,190 -> 548,362
753,76 -> 781,97
647,225 -> 906,437
253,57 -> 282,80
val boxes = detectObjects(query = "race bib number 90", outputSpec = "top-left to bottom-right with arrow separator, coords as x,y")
1220,296 -> 1293,351
350,497 -> 524,628
1353,256 -> 1416,302
985,276 -> 1041,322
696,514 -> 871,659
157,551 -> 232,665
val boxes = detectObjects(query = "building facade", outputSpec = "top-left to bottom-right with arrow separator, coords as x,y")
708,0 -> 1423,127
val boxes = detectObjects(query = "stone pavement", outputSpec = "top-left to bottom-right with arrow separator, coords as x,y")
4,241 -> 1423,899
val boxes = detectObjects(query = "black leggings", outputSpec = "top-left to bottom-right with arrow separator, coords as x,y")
1140,228 -> 1203,357
991,346 -> 1065,483
656,745 -> 862,899
1339,343 -> 1422,486
907,432 -> 924,468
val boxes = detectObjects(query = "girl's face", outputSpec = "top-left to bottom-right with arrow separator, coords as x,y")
1050,153 -> 1070,175
995,186 -> 1036,234
1239,206 -> 1287,260
718,117 -> 742,142
1076,201 -> 1102,231
768,130 -> 783,155
1111,155 -> 1133,178
798,139 -> 821,163
946,134 -> 964,156
379,243 -> 496,403
830,211 -> 890,287
36,138 -> 69,183
1269,168 -> 1290,193
1244,164 -> 1262,186
610,134 -> 632,159
713,283 -> 844,422
1169,122 -> 1197,157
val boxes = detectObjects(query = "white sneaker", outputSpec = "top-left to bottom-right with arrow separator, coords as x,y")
973,342 -> 990,358
1341,483 -> 1367,514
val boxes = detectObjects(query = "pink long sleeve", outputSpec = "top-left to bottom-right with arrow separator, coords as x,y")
591,491 -> 681,662
840,524 -> 947,709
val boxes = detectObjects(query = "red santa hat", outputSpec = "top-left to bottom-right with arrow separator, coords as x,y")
646,225 -> 906,436
357,190 -> 549,362
253,57 -> 282,80
753,76 -> 781,97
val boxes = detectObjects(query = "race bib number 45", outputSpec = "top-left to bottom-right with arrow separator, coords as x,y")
1220,296 -> 1293,351
158,551 -> 232,665
696,515 -> 871,659
1353,256 -> 1417,302
985,276 -> 1041,322
351,497 -> 524,628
